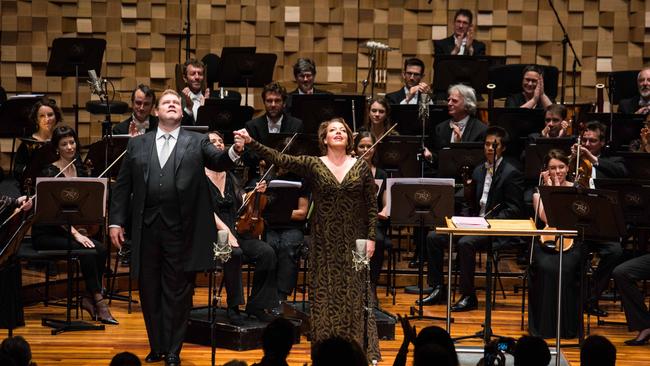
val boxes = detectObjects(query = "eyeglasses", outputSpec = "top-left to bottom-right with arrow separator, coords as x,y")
404,72 -> 422,78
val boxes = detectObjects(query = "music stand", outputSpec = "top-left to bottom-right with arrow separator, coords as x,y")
615,152 -> 650,180
46,38 -> 106,132
375,136 -> 422,177
21,142 -> 57,194
35,178 -> 108,335
0,96 -> 45,172
389,105 -> 449,136
432,55 -> 506,100
524,137 -> 575,181
263,184 -> 302,226
195,104 -> 254,144
289,94 -> 367,134
583,113 -> 645,151
490,108 -> 546,159
539,186 -> 626,350
388,178 -> 454,321
217,51 -> 276,106
263,133 -> 320,157
437,142 -> 484,182
84,135 -> 130,179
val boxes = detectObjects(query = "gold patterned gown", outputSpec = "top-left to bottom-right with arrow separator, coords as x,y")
249,141 -> 381,360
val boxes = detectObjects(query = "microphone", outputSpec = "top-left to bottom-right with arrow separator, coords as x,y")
213,230 -> 232,263
87,69 -> 106,99
352,239 -> 369,271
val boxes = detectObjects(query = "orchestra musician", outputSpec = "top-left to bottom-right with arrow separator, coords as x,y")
112,84 -> 158,136
571,121 -> 625,317
538,104 -> 571,138
528,149 -> 582,338
109,90 -> 243,366
422,126 -> 524,310
612,251 -> 650,345
385,58 -> 432,105
433,9 -> 486,56
358,97 -> 398,140
354,131 -> 390,306
618,67 -> 650,115
505,65 -> 553,110
234,118 -> 381,361
31,126 -> 117,325
179,58 -> 209,125
285,58 -> 332,111
629,114 -> 650,153
0,195 -> 32,215
13,98 -> 61,184
205,130 -> 280,324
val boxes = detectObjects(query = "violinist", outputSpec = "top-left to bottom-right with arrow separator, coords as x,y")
358,97 -> 398,140
528,149 -> 581,338
112,84 -> 158,136
0,195 -> 32,216
205,130 -> 279,325
629,115 -> 650,153
618,67 -> 650,115
570,121 -> 625,317
13,98 -> 61,184
571,121 -> 627,188
31,126 -> 117,325
354,131 -> 390,306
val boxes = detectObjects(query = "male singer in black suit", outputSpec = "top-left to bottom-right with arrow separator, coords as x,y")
618,67 -> 650,115
434,9 -> 486,56
109,90 -> 244,366
420,126 -> 524,311
427,83 -> 487,168
385,58 -> 432,105
571,121 -> 625,317
113,84 -> 158,136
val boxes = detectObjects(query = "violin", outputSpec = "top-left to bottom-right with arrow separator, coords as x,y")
539,225 -> 575,252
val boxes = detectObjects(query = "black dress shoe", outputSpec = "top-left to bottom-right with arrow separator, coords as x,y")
584,303 -> 609,317
165,354 -> 180,366
450,294 -> 478,312
246,308 -> 276,322
416,285 -> 446,306
227,307 -> 245,326
625,331 -> 650,346
145,352 -> 166,363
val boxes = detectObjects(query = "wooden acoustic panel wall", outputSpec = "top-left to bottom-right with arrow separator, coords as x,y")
0,0 -> 649,144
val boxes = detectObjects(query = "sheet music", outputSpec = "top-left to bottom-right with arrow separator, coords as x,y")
386,178 -> 454,216
451,216 -> 490,229
268,179 -> 302,189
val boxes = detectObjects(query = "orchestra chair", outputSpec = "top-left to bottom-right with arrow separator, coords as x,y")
608,70 -> 640,105
488,64 -> 559,101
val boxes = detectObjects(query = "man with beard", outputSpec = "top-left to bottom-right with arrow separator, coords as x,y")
434,9 -> 486,56
619,68 -> 650,115
385,58 -> 432,105
113,84 -> 158,136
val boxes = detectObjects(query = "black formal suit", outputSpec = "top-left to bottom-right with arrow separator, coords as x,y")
426,158 -> 524,295
430,116 -> 488,168
618,96 -> 643,114
110,128 -> 236,357
613,254 -> 650,331
594,155 -> 628,179
245,114 -> 304,145
112,115 -> 159,135
385,88 -> 407,105
434,35 -> 486,56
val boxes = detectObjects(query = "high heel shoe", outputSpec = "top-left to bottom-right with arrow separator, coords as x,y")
95,298 -> 119,325
81,296 -> 96,320
624,331 -> 650,346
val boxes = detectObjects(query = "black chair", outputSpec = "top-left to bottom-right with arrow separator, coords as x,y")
488,64 -> 560,101
608,70 -> 640,104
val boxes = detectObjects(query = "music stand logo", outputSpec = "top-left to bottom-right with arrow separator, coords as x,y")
60,188 -> 80,203
571,200 -> 590,217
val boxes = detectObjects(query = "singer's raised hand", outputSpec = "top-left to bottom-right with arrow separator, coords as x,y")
233,129 -> 252,144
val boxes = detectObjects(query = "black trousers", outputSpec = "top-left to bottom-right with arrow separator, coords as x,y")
612,253 -> 650,331
585,240 -> 623,303
265,228 -> 303,299
139,217 -> 193,357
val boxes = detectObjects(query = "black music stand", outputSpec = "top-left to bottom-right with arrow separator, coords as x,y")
35,178 -> 107,335
539,186 -> 626,345
0,96 -> 44,172
289,94 -> 366,134
524,137 -> 575,181
217,51 -> 276,106
21,141 -> 57,194
432,55 -> 506,100
584,113 -> 645,151
389,179 -> 454,321
389,105 -> 449,136
195,104 -> 254,144
616,152 -> 650,180
84,135 -> 130,178
263,184 -> 302,227
46,38 -> 106,133
263,133 -> 320,157
490,108 -> 546,159
375,136 -> 422,177
437,142 -> 484,182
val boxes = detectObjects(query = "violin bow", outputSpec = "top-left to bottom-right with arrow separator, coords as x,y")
358,123 -> 398,160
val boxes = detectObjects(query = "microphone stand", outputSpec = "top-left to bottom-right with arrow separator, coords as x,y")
548,0 -> 582,105
185,0 -> 191,60
361,47 -> 377,99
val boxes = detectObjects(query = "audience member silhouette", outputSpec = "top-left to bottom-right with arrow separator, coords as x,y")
109,351 -> 141,366
251,318 -> 295,366
513,335 -> 550,366
580,335 -> 616,366
0,336 -> 34,366
311,336 -> 367,366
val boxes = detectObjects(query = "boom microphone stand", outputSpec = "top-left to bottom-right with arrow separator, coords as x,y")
548,0 -> 582,105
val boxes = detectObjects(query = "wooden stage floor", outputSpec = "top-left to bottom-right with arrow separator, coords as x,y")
4,277 -> 650,366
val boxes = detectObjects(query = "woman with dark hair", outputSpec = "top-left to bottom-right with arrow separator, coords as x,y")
13,98 -> 62,185
31,126 -> 117,325
234,118 -> 380,361
354,131 -> 390,306
361,97 -> 397,139
505,65 -> 553,110
528,149 -> 581,338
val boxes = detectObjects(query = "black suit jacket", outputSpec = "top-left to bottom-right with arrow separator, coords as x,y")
430,117 -> 488,166
618,96 -> 643,114
434,35 -> 486,56
112,115 -> 159,135
385,88 -> 407,105
595,155 -> 628,179
470,158 -> 524,219
110,128 -> 236,277
245,114 -> 304,144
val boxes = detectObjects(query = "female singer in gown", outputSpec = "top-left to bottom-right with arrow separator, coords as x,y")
234,118 -> 381,360
31,126 -> 117,324
528,149 -> 580,338
354,131 -> 390,306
